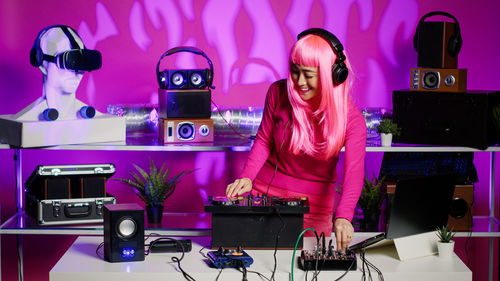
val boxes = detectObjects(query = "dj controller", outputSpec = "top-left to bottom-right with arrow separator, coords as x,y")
205,194 -> 309,213
205,195 -> 310,249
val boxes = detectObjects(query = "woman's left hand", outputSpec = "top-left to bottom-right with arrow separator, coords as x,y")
334,218 -> 354,252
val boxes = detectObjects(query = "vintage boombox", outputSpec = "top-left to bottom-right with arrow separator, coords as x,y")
159,118 -> 214,143
393,90 -> 500,149
410,68 -> 467,92
158,89 -> 211,119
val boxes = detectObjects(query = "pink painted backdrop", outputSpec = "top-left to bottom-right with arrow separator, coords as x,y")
0,0 -> 499,280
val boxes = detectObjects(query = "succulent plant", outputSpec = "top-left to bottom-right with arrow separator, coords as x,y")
436,224 -> 456,243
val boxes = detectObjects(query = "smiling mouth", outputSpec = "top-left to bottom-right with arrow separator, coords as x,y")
300,88 -> 310,93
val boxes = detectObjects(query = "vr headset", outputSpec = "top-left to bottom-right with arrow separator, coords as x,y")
30,25 -> 102,72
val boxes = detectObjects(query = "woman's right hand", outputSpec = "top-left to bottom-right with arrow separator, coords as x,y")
226,178 -> 253,198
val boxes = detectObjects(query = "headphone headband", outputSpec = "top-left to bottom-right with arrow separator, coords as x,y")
30,25 -> 84,67
296,28 -> 348,85
413,11 -> 462,56
156,46 -> 214,89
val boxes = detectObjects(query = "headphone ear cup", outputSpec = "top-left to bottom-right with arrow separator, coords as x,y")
447,36 -> 462,57
332,63 -> 348,85
158,71 -> 167,89
30,47 -> 42,67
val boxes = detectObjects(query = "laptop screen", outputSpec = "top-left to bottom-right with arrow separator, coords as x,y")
386,173 -> 456,239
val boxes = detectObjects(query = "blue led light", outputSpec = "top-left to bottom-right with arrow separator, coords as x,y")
121,247 -> 136,258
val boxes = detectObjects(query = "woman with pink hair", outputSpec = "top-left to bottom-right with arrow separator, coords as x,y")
226,28 -> 366,252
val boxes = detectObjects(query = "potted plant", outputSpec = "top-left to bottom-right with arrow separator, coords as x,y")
357,174 -> 386,231
376,118 -> 401,147
435,225 -> 456,259
115,159 -> 193,223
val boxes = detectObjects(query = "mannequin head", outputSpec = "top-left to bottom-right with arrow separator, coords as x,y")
38,26 -> 85,97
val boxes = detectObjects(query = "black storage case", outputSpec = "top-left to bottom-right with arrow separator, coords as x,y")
25,164 -> 116,199
25,192 -> 116,225
393,90 -> 500,149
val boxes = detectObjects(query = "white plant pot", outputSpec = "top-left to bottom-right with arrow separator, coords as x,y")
380,133 -> 393,147
437,241 -> 455,259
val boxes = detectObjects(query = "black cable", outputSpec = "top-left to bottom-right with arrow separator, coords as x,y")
239,268 -> 271,281
215,268 -> 223,281
360,247 -> 384,281
95,242 -> 105,259
145,234 -> 196,281
464,186 -> 475,266
265,116 -> 291,196
211,100 -> 254,140
270,208 -> 286,281
334,257 -> 356,281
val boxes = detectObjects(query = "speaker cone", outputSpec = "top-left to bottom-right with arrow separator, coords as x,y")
116,216 -> 137,239
177,122 -> 195,141
190,72 -> 204,86
171,72 -> 185,86
422,71 -> 440,89
449,197 -> 469,219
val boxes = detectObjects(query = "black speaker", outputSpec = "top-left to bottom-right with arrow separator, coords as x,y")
104,203 -> 145,262
158,89 -> 211,119
393,90 -> 500,149
413,12 -> 462,69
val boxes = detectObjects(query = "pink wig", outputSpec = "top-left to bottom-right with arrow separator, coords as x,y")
286,34 -> 352,159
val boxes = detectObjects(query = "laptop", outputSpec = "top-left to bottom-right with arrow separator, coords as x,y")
348,173 -> 456,251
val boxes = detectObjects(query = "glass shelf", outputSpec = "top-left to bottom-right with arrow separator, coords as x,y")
1,212 -> 498,237
1,138 -> 499,152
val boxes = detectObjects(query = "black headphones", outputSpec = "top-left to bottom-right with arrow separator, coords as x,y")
156,46 -> 214,89
297,28 -> 348,86
413,11 -> 463,57
30,25 -> 82,67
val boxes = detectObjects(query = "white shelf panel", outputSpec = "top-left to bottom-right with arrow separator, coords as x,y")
1,212 -> 498,237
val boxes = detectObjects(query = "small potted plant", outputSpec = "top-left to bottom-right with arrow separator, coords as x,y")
435,224 -> 456,259
115,159 -> 193,224
357,174 -> 386,231
376,118 -> 401,147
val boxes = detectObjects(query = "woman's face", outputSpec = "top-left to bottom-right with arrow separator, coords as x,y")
291,64 -> 319,101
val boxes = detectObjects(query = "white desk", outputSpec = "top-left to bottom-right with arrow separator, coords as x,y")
50,236 -> 472,281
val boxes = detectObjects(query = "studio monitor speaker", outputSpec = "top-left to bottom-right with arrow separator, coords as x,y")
393,90 -> 500,149
158,89 -> 212,119
416,21 -> 459,69
104,203 -> 145,262
159,118 -> 214,143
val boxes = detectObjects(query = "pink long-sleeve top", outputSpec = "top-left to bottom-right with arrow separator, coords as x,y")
240,79 -> 367,222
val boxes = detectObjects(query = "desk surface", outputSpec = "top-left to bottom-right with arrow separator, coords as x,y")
50,236 -> 471,281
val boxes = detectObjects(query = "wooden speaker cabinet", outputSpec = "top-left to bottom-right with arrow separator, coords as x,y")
385,182 -> 473,231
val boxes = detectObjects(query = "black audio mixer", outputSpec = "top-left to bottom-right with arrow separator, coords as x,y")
205,195 -> 310,249
299,249 -> 357,271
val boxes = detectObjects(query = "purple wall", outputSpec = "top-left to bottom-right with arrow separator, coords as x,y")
0,0 -> 499,280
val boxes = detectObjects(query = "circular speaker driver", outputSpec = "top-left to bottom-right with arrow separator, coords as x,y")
171,72 -> 185,86
190,72 -> 204,86
177,122 -> 195,141
422,71 -> 439,89
449,197 -> 469,219
116,217 -> 137,239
